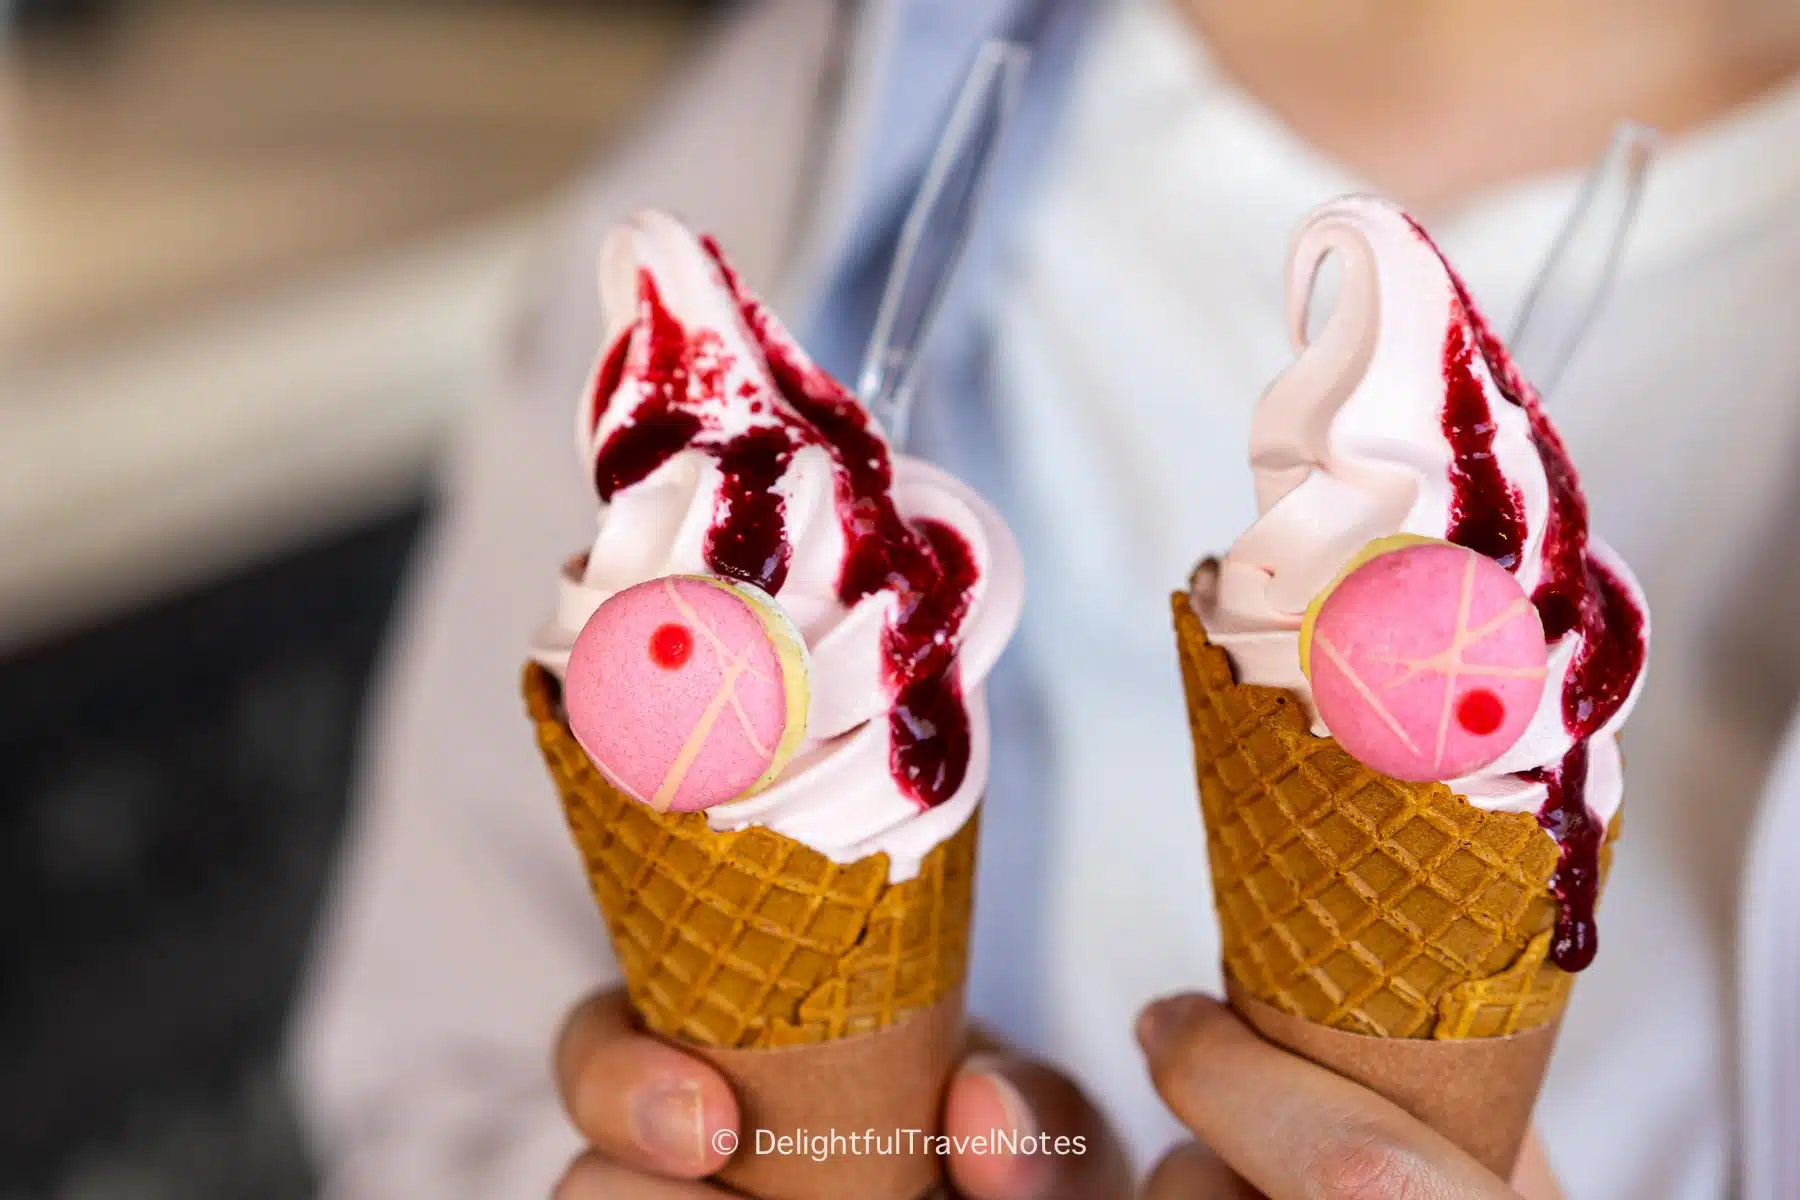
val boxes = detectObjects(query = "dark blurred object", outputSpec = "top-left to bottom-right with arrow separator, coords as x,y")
0,509 -> 424,1197
3,0 -> 120,39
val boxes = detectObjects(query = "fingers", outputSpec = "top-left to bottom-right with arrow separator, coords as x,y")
553,1150 -> 734,1198
1142,1142 -> 1263,1200
943,1050 -> 1133,1200
1136,994 -> 1517,1200
554,988 -> 738,1179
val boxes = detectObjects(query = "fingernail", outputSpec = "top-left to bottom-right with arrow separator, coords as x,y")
962,1054 -> 1039,1141
630,1078 -> 706,1166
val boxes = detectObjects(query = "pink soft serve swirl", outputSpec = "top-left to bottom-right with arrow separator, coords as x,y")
532,211 -> 1023,881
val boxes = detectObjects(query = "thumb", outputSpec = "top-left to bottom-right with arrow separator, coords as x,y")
942,1052 -> 1130,1200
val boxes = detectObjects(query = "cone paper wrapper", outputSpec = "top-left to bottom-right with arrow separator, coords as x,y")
1228,980 -> 1556,1177
690,994 -> 964,1200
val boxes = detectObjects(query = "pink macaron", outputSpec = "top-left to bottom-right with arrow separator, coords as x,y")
1300,536 -> 1549,782
564,574 -> 810,811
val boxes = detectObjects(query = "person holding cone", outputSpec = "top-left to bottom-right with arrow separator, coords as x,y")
292,2 -> 1800,1197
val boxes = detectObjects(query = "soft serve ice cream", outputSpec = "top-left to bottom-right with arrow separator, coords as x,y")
1195,195 -> 1649,969
533,211 -> 1023,881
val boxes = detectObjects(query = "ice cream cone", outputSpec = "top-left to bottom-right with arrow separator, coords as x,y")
1161,193 -> 1645,1178
526,662 -> 971,1199
1172,582 -> 1616,1174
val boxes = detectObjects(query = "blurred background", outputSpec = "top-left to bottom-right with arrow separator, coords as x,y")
0,1 -> 729,1194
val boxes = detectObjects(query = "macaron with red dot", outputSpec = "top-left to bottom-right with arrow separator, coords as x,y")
563,574 -> 810,811
1299,535 -> 1549,782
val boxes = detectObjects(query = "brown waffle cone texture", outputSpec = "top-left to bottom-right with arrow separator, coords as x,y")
524,663 -> 975,1050
1172,590 -> 1615,1040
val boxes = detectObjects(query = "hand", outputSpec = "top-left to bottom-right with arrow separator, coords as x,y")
942,1028 -> 1133,1199
1135,994 -> 1564,1200
551,986 -> 1133,1198
552,987 -> 737,1197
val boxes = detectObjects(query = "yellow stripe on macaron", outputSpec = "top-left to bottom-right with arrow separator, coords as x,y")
699,576 -> 812,799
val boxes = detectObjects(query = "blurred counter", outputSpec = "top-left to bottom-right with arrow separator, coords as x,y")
0,1 -> 704,649
0,220 -> 533,649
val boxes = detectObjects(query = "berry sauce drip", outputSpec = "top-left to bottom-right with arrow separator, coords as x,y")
1441,314 -> 1527,569
707,427 -> 798,596
591,271 -> 793,594
705,237 -> 980,809
1515,395 -> 1588,642
1518,560 -> 1646,968
587,239 -> 981,810
1414,217 -> 1648,970
887,520 -> 979,803
1520,743 -> 1603,970
586,330 -> 632,438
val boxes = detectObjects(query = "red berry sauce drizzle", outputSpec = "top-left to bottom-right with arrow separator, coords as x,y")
584,238 -> 979,811
1415,217 -> 1647,970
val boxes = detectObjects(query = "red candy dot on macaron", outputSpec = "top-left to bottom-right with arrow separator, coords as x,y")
649,622 -> 693,669
1456,687 -> 1505,736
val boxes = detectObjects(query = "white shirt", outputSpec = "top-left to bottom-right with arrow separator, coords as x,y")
990,1 -> 1800,1195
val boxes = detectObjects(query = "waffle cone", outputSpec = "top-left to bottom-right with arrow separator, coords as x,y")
1171,586 -> 1615,1041
524,663 -> 975,1049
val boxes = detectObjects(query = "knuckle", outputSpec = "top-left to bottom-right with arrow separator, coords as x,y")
1304,1120 -> 1433,1200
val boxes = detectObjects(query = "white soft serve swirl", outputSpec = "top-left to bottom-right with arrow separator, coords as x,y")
531,211 -> 1024,881
1196,195 -> 1647,824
